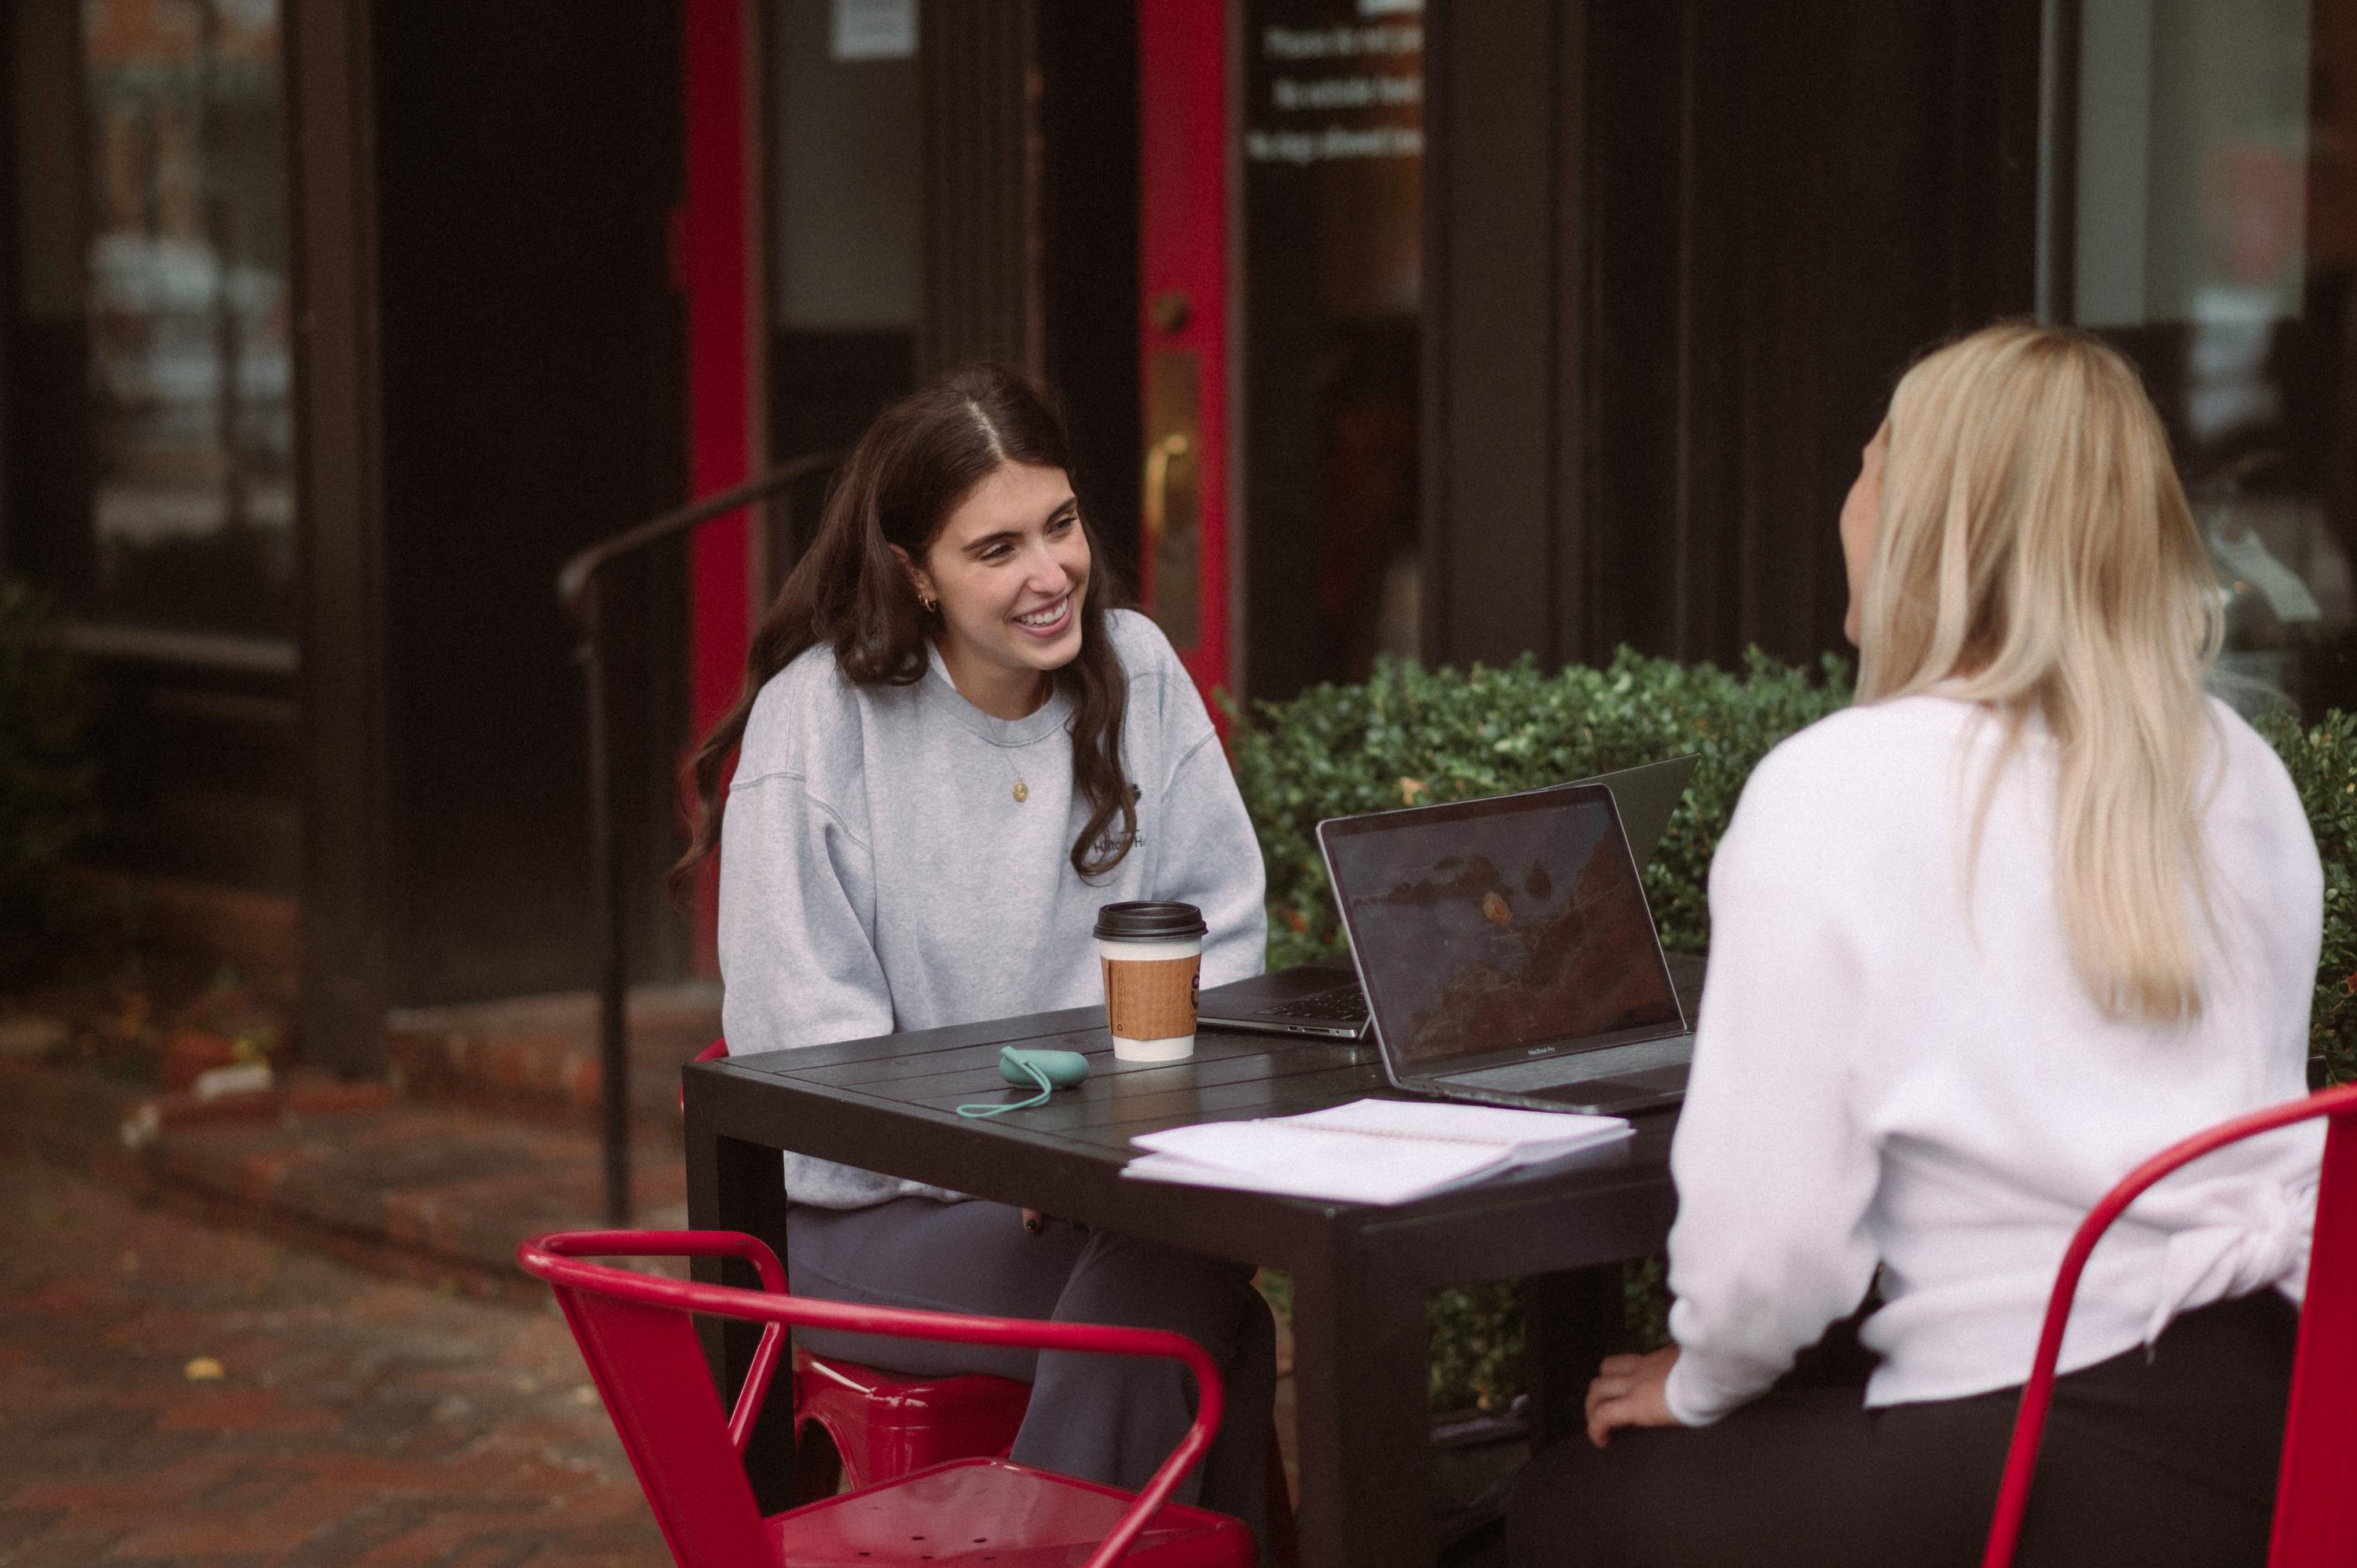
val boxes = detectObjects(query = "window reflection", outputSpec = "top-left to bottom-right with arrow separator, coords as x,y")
763,0 -> 918,574
80,0 -> 292,637
1241,0 -> 1423,700
2069,0 -> 2357,716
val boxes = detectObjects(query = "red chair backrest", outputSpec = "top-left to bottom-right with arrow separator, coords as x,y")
2273,1091 -> 2357,1565
519,1229 -> 1228,1568
1983,1082 -> 2357,1568
530,1231 -> 790,1567
550,1280 -> 780,1567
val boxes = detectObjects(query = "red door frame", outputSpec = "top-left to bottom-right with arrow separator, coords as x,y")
688,2 -> 1233,795
1138,0 -> 1233,704
681,0 -> 757,968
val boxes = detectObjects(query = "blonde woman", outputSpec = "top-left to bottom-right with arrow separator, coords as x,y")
1507,324 -> 2322,1566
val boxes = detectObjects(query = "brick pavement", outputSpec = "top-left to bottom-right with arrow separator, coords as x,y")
0,1061 -> 688,1299
0,1159 -> 667,1567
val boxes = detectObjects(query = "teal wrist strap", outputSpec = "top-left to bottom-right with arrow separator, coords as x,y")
957,1057 -> 1054,1118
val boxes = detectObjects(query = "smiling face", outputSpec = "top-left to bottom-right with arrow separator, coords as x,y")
899,460 -> 1091,719
1838,423 -> 1889,647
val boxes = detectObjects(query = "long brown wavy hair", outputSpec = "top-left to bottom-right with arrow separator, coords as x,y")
673,365 -> 1137,890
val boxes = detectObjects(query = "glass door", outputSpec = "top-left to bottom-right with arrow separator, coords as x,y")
766,0 -> 919,493
2055,0 -> 2357,716
1237,0 -> 1422,702
1137,0 -> 1425,707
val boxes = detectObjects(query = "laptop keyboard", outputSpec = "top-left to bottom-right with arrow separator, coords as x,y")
1442,1032 -> 1694,1090
1260,984 -> 1370,1023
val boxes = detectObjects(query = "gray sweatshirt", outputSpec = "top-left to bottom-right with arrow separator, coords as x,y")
717,609 -> 1268,1208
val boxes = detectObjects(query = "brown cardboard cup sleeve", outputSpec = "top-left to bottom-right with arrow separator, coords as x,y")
1101,953 -> 1202,1042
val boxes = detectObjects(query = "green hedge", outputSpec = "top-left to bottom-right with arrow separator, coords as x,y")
2255,705 -> 2357,1087
1230,647 -> 1857,973
0,581 -> 96,974
1230,651 -> 2357,1412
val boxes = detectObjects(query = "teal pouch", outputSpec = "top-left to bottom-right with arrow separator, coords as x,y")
1000,1047 -> 1091,1088
957,1046 -> 1091,1118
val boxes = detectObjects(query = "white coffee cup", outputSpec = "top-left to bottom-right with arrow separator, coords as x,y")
1094,902 -> 1207,1062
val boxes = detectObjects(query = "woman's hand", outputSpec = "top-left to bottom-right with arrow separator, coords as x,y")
1020,1207 -> 1045,1234
1584,1345 -> 1685,1447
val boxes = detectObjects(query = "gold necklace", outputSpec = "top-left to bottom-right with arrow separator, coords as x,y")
995,746 -> 1029,804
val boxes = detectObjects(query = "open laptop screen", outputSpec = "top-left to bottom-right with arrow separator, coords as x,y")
1320,783 -> 1684,1070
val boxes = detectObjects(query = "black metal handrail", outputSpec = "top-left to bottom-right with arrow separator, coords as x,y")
557,451 -> 839,1225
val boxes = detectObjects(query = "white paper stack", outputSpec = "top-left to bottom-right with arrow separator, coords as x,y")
1123,1097 -> 1633,1205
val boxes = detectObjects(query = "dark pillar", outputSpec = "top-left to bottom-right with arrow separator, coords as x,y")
1036,1 -> 1142,570
919,0 -> 1039,376
291,2 -> 687,1067
372,5 -> 685,1006
1420,0 -> 1581,671
288,0 -> 390,1077
1421,0 -> 2047,676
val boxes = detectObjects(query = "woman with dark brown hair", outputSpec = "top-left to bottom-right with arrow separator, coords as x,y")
676,365 -> 1274,1548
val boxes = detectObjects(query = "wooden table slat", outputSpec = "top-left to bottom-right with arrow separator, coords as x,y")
887,1062 -> 1395,1129
789,1038 -> 1371,1098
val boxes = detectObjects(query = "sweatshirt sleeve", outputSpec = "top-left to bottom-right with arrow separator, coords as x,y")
717,757 -> 964,1208
1158,728 -> 1270,989
1660,756 -> 1882,1427
1112,610 -> 1268,988
717,769 -> 895,1054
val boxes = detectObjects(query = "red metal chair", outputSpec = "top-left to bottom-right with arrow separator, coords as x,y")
520,1229 -> 1255,1568
685,1041 -> 1303,1566
1983,1081 -> 2357,1568
683,1040 -> 1033,1493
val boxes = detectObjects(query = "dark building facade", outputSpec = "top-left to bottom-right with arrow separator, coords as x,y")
3,0 -> 2352,1072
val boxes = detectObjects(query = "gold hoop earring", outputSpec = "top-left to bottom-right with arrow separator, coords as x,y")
918,591 -> 937,614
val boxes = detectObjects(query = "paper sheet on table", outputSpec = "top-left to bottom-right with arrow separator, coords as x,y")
1123,1097 -> 1633,1205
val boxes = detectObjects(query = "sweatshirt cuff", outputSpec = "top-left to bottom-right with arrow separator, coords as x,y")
1662,1351 -> 1743,1429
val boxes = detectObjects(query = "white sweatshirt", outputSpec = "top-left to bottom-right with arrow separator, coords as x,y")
717,609 -> 1267,1209
1662,694 -> 2323,1426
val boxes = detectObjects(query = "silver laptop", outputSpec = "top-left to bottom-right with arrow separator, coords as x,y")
1198,755 -> 1698,1040
1316,779 -> 1694,1116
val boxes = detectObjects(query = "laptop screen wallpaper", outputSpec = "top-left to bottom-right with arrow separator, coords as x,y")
1331,793 -> 1682,1068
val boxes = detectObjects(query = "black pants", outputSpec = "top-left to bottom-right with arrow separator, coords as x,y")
1505,1291 -> 2296,1568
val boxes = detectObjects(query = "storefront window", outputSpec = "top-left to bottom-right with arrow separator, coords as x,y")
75,0 -> 292,639
2064,0 -> 2357,716
1241,0 -> 1423,699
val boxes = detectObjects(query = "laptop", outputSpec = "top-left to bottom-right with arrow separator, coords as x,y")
1317,779 -> 1695,1116
1197,754 -> 1698,1040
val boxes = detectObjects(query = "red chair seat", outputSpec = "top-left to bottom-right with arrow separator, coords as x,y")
684,1039 -> 1295,1563
519,1229 -> 1256,1568
688,1041 -> 1036,1497
794,1349 -> 1030,1490
768,1456 -> 1252,1566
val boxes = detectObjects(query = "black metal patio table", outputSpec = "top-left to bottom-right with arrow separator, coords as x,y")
684,970 -> 1695,1568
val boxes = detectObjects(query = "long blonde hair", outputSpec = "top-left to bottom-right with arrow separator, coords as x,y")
1857,322 -> 2224,1022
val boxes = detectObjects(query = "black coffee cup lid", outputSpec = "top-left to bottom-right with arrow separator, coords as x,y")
1094,901 -> 1207,940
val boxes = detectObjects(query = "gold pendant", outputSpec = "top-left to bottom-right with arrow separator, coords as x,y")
1013,781 -> 1028,804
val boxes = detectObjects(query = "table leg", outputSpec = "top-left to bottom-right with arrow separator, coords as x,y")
684,1107 -> 799,1510
1288,1241 -> 1435,1568
1519,1266 -> 1628,1449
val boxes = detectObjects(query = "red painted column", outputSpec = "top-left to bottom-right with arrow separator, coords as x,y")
682,0 -> 753,967
1138,0 -> 1231,705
